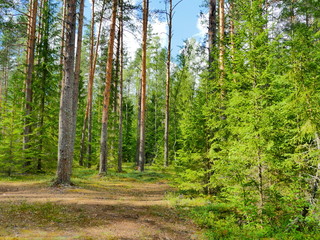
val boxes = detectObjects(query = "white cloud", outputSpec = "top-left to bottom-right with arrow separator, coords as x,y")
151,16 -> 168,47
194,13 -> 207,39
124,13 -> 168,59
123,19 -> 142,59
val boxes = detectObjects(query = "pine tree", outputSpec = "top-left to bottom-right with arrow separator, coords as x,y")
55,0 -> 77,185
137,0 -> 149,172
99,0 -> 118,175
24,0 -> 38,168
117,0 -> 124,172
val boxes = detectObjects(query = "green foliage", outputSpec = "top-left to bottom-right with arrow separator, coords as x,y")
171,1 -> 320,238
145,36 -> 167,163
175,201 -> 320,240
0,106 -> 24,176
0,66 -> 25,175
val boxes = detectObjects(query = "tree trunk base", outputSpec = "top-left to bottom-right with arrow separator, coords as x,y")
51,179 -> 75,187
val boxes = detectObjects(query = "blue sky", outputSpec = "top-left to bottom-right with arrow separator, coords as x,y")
149,0 -> 204,56
84,0 -> 204,58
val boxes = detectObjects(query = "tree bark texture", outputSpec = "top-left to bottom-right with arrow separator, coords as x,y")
208,0 -> 217,68
117,0 -> 124,173
164,0 -> 172,167
111,20 -> 121,160
99,0 -> 118,175
138,0 -> 149,172
60,0 -> 66,81
79,0 -> 105,168
24,0 -> 38,161
70,0 -> 84,164
56,0 -> 77,185
135,83 -> 142,167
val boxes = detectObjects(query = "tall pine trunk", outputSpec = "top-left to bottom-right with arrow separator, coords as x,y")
55,0 -> 77,185
24,0 -> 38,167
138,0 -> 149,172
164,0 -> 173,167
99,0 -> 118,175
71,0 -> 85,162
79,0 -> 105,168
117,0 -> 124,173
208,0 -> 217,69
135,84 -> 142,167
112,22 -> 121,161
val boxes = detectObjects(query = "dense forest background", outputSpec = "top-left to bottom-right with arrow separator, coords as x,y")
0,0 -> 320,238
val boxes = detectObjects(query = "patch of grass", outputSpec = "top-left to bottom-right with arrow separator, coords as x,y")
0,163 -> 174,188
72,168 -> 98,179
0,172 -> 53,182
68,164 -> 173,187
0,201 -> 90,233
107,170 -> 170,183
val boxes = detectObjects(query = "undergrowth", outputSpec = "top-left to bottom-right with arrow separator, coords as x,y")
71,164 -> 173,184
168,193 -> 320,240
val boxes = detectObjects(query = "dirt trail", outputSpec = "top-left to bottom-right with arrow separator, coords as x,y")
0,178 -> 200,240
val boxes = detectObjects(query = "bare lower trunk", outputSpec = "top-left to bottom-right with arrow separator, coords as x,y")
87,110 -> 93,168
137,0 -> 149,172
55,0 -> 77,185
99,0 -> 118,175
135,85 -> 142,167
117,0 -> 124,173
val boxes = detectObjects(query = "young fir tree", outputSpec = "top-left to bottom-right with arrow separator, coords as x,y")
145,36 -> 166,164
33,0 -> 60,171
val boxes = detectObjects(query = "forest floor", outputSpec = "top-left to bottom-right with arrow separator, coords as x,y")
0,168 -> 202,240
